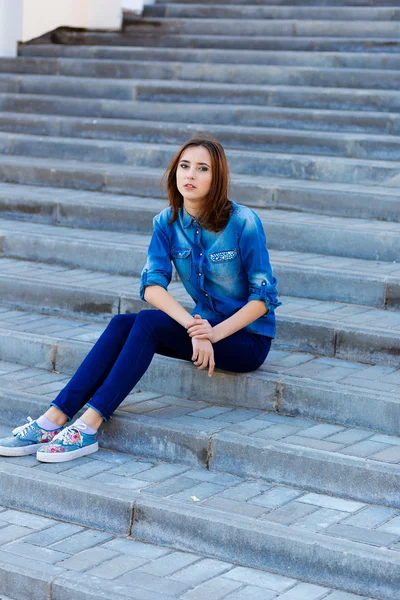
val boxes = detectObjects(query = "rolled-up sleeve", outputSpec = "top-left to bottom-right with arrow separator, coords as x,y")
140,214 -> 172,302
238,208 -> 282,314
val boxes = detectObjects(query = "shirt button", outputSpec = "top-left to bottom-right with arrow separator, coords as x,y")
199,253 -> 203,256
205,293 -> 208,297
199,273 -> 202,276
262,282 -> 266,285
196,230 -> 199,234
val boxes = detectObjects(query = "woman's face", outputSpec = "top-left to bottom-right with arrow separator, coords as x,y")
176,145 -> 213,207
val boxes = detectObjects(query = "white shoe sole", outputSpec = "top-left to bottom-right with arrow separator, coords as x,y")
36,442 -> 99,463
0,442 -> 44,457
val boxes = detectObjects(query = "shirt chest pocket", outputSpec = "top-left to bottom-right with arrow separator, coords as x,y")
171,247 -> 192,281
208,248 -> 240,280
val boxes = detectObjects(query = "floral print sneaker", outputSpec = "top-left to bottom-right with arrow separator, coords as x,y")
0,417 -> 63,457
36,422 -> 99,463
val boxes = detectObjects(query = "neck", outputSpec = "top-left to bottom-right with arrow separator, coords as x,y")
183,201 -> 201,218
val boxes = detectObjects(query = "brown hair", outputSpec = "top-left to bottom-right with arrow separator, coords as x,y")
160,134 -> 232,232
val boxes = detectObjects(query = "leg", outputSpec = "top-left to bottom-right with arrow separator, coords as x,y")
87,311 -> 271,421
50,313 -> 138,420
86,309 -> 194,421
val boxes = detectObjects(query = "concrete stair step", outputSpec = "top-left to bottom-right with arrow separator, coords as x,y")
3,72 -> 400,111
0,154 -> 399,221
123,16 -> 400,39
0,307 -> 400,434
1,94 -> 398,136
18,44 -> 400,71
1,504 -> 357,600
1,217 -> 400,306
1,182 -> 400,260
0,431 -> 398,599
0,265 -> 399,366
2,112 -> 400,162
1,132 -> 400,186
3,57 -> 400,91
143,3 -> 400,21
1,366 -> 400,506
48,30 -> 400,52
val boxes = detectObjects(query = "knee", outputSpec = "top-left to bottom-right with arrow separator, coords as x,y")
109,313 -> 137,330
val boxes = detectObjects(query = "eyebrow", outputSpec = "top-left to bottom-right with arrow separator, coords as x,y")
180,159 -> 211,167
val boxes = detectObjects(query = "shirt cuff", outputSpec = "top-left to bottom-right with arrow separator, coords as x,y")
140,270 -> 170,302
248,278 -> 282,314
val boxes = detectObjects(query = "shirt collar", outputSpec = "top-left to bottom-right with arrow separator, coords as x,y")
181,206 -> 199,229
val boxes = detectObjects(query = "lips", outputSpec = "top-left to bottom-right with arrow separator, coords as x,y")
184,184 -> 196,189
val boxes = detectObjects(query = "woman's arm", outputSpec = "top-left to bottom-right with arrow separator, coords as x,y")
186,300 -> 267,343
144,285 -> 195,328
210,300 -> 267,343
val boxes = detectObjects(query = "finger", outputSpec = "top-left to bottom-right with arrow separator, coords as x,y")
194,350 -> 204,366
208,357 -> 215,377
192,349 -> 198,362
197,354 -> 209,370
188,327 -> 205,336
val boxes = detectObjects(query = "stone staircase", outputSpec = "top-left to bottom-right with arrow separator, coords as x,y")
0,0 -> 399,598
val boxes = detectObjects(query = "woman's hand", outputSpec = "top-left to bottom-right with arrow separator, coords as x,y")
191,336 -> 215,377
186,314 -> 217,344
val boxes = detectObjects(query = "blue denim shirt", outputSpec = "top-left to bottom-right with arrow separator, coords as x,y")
140,201 -> 281,338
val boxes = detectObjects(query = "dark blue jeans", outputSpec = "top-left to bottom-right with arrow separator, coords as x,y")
51,310 -> 272,421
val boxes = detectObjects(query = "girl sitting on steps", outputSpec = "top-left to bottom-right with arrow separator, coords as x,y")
0,134 -> 281,463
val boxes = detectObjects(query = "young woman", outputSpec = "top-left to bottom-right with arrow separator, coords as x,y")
0,134 -> 281,463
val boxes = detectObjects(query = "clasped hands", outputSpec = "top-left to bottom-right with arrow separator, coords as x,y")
185,314 -> 216,377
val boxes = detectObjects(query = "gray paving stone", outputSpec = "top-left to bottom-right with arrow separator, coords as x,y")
277,435 -> 345,453
109,460 -> 154,477
134,464 -> 189,482
202,497 -> 269,519
50,529 -> 114,554
138,551 -> 200,577
377,515 -> 400,535
277,583 -> 329,600
117,570 -> 190,596
87,554 -> 148,579
224,585 -> 277,600
218,482 -> 272,502
297,493 -> 364,513
326,524 -> 398,548
182,469 -> 241,486
340,440 -> 391,458
24,523 -> 83,546
295,424 -> 345,439
0,525 -> 34,545
90,472 -> 152,491
180,576 -> 242,600
56,546 -> 119,571
145,476 -> 199,497
369,446 -> 400,463
343,506 -> 398,529
251,424 -> 300,441
262,501 -> 317,526
103,538 -> 170,559
225,566 -> 295,592
170,482 -> 226,503
294,508 -> 349,531
2,540 -> 70,564
251,487 -> 302,509
0,509 -> 57,530
323,429 -> 373,445
170,558 -> 233,586
62,460 -> 114,479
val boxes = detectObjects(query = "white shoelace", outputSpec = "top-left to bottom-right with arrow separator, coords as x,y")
12,417 -> 34,437
52,423 -> 87,444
